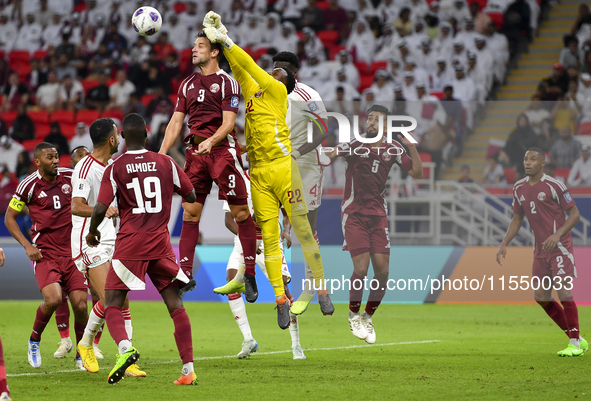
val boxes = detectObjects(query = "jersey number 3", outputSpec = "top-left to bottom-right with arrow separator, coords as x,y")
126,177 -> 162,214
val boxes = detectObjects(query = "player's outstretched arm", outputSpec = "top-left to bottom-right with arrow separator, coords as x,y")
159,111 -> 186,155
496,213 -> 524,266
86,201 -> 108,247
4,206 -> 41,261
542,205 -> 580,252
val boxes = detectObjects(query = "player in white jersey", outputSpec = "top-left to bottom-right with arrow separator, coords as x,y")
70,118 -> 145,378
222,178 -> 305,360
272,52 -> 330,312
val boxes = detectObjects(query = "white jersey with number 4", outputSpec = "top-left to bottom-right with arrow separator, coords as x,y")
71,155 -> 117,260
287,81 -> 328,166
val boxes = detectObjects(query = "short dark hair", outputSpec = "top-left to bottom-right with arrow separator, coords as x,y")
196,31 -> 223,56
283,67 -> 296,94
122,113 -> 147,145
367,104 -> 391,116
526,147 -> 546,159
272,51 -> 300,71
89,118 -> 116,147
70,145 -> 90,157
33,142 -> 57,158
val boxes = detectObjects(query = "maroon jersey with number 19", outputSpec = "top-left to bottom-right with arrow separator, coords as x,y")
97,150 -> 193,260
512,174 -> 576,258
336,139 -> 413,216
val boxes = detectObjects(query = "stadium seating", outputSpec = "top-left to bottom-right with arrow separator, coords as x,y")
579,121 -> 591,135
141,94 -> 156,108
80,80 -> 100,96
419,152 -> 433,179
254,47 -> 269,61
488,13 -> 504,30
370,61 -> 388,75
358,74 -> 375,92
0,111 -> 18,126
22,139 -> 38,152
50,110 -> 75,124
32,50 -> 49,60
317,30 -> 340,47
59,155 -> 71,168
555,167 -> 571,182
61,122 -> 77,139
503,167 -> 516,184
354,62 -> 369,75
76,110 -> 100,126
28,110 -> 50,125
102,109 -> 124,122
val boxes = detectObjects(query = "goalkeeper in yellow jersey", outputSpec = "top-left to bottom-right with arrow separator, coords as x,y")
203,12 -> 333,330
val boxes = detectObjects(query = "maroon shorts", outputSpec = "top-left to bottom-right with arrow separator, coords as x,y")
105,255 -> 189,292
532,254 -> 577,278
342,213 -> 390,257
34,255 -> 88,294
184,145 -> 248,205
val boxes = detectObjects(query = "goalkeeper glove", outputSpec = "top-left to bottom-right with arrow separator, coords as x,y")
203,11 -> 228,35
203,26 -> 234,50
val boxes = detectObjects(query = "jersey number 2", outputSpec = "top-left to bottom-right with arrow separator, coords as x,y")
126,177 -> 162,214
530,201 -> 537,214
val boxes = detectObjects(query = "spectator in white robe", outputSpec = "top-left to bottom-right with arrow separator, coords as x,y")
239,15 -> 263,49
415,38 -> 437,75
369,69 -> 396,102
404,58 -> 430,88
335,50 -> 360,89
42,13 -> 65,50
406,0 -> 430,20
433,21 -> 454,59
298,52 -> 331,92
456,18 -> 478,52
406,18 -> 429,52
258,12 -> 282,50
0,13 -> 18,53
273,21 -> 299,54
345,19 -> 376,64
473,35 -> 495,82
14,13 -> 42,54
451,64 -> 476,128
431,57 -> 454,91
402,72 -> 418,101
322,69 -> 361,101
484,22 -> 508,83
374,24 -> 401,61
302,27 -> 327,61
389,58 -> 404,86
466,52 -> 490,105
377,0 -> 399,24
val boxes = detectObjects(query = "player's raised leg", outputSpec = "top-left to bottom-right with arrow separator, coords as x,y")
53,293 -> 73,359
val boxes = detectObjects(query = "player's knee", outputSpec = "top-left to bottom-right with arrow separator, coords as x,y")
71,299 -> 88,315
533,291 -> 550,304
45,296 -> 62,311
232,208 -> 250,222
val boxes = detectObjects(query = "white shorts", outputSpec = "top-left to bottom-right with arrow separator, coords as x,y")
297,162 -> 324,211
226,237 -> 291,282
74,244 -> 115,274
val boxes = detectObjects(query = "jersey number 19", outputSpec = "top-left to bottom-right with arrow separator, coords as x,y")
126,177 -> 162,214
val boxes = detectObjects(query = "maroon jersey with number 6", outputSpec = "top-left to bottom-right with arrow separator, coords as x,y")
336,139 -> 413,216
97,150 -> 193,260
512,174 -> 576,258
175,71 -> 241,147
12,168 -> 73,258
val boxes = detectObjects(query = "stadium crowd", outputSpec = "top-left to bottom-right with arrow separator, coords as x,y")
0,0 -> 550,190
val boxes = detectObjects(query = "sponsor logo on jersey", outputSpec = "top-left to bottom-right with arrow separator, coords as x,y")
537,192 -> 546,201
230,96 -> 239,108
226,189 -> 236,196
564,192 -> 572,203
557,268 -> 566,275
519,195 -> 525,202
38,191 -> 47,198
188,83 -> 194,90
210,83 -> 220,93
61,184 -> 71,195
254,91 -> 263,98
308,101 -> 319,112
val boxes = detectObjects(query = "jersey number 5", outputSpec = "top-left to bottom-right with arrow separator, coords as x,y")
126,177 -> 162,214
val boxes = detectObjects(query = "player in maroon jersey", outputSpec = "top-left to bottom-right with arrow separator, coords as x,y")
86,114 -> 198,385
4,143 -> 89,369
325,105 -> 423,343
159,31 -> 258,302
497,147 -> 588,357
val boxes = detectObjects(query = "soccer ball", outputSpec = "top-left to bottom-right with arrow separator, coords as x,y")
131,6 -> 162,37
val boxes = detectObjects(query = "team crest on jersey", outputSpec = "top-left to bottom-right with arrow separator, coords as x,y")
564,192 -> 572,203
382,152 -> 391,162
255,90 -> 263,98
210,83 -> 220,93
61,184 -> 71,195
537,192 -> 546,201
92,255 -> 101,264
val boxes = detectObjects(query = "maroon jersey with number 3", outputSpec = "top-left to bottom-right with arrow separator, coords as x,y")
12,168 -> 73,258
336,139 -> 413,216
97,150 -> 193,260
512,174 -> 576,258
175,71 -> 241,146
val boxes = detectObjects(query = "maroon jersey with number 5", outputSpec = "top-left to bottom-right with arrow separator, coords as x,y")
175,71 -> 241,147
97,150 -> 193,260
11,168 -> 73,258
336,139 -> 413,216
512,174 -> 576,258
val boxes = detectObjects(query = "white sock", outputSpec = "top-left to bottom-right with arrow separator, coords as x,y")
117,339 -> 132,355
570,337 -> 581,348
303,261 -> 315,297
182,362 -> 194,375
289,312 -> 300,347
124,319 -> 133,343
228,295 -> 253,341
81,309 -> 105,347
235,263 -> 245,283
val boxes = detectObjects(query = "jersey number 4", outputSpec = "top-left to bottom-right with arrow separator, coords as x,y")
126,177 -> 162,214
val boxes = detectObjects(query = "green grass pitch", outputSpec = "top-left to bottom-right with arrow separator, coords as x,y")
1,301 -> 589,400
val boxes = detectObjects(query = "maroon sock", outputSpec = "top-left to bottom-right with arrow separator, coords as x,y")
170,307 -> 193,364
237,215 -> 257,276
0,336 -> 8,395
94,324 -> 104,345
541,300 -> 568,334
561,297 -> 580,339
104,306 -> 129,346
179,221 -> 200,279
349,272 -> 365,313
31,306 -> 52,342
55,295 -> 70,338
74,320 -> 86,358
365,280 -> 387,316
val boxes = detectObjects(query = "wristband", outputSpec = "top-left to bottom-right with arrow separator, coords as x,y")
291,150 -> 301,160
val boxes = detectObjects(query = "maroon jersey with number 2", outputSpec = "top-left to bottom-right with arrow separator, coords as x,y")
97,150 -> 193,260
